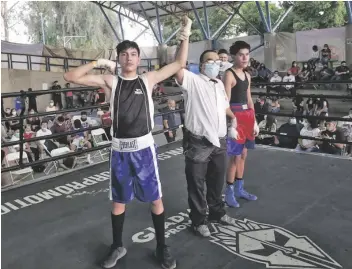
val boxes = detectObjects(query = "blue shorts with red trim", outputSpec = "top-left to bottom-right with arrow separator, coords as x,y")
227,103 -> 256,156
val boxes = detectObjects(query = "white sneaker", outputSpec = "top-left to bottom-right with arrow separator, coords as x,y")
193,224 -> 211,237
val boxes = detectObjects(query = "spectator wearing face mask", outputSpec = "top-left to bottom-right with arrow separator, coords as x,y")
217,49 -> 233,81
36,121 -> 53,159
27,109 -> 41,132
267,71 -> 283,95
51,116 -> 69,145
296,119 -> 321,152
27,88 -> 37,112
283,70 -> 295,92
274,117 -> 303,149
256,63 -> 271,83
162,99 -> 177,143
319,120 -> 346,155
298,63 -> 311,83
321,44 -> 331,65
254,96 -> 269,123
45,100 -> 57,121
9,109 -> 20,131
289,61 -> 300,78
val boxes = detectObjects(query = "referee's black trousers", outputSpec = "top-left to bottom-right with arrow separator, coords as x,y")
183,131 -> 226,226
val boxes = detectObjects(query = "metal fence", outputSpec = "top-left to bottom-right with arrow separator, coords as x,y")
1,52 -> 158,73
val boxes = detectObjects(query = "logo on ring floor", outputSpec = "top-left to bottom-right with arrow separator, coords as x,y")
132,210 -> 342,269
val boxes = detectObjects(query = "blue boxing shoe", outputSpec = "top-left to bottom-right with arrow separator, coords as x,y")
224,184 -> 240,208
234,180 -> 257,201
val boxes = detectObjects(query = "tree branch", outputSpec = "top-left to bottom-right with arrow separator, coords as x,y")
7,1 -> 19,13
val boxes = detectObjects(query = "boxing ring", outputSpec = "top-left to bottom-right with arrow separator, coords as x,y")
2,140 -> 351,269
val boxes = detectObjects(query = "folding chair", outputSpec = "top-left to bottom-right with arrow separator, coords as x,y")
5,152 -> 34,185
91,128 -> 111,161
44,147 -> 71,175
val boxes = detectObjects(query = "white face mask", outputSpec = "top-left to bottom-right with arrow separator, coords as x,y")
203,63 -> 220,79
49,103 -> 54,107
12,112 -> 17,116
289,118 -> 297,125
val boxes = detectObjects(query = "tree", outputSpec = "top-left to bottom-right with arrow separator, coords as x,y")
292,1 -> 347,31
1,1 -> 22,41
20,1 -> 121,49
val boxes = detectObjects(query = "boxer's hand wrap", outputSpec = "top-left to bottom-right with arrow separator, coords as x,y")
254,120 -> 259,136
228,118 -> 238,139
95,59 -> 116,72
177,16 -> 192,41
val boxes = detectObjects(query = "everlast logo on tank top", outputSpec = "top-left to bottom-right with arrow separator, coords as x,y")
119,140 -> 138,150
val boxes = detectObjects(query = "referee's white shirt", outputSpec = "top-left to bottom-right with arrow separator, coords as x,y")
176,69 -> 229,148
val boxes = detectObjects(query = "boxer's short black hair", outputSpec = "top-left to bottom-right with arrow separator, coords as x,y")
229,41 -> 250,55
116,40 -> 140,56
218,49 -> 228,55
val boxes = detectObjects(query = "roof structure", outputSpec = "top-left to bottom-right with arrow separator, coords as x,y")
92,1 -> 298,51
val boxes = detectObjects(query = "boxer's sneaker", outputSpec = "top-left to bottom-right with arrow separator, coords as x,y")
224,184 -> 240,207
192,224 -> 211,237
155,245 -> 176,269
101,246 -> 127,268
234,180 -> 257,201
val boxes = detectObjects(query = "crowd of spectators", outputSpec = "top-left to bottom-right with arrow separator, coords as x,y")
1,81 -> 112,182
2,46 -> 351,186
253,95 -> 352,156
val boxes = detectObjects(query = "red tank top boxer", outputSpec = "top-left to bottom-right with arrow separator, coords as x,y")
226,69 -> 255,156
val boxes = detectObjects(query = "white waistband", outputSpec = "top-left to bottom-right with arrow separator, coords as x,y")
111,132 -> 154,152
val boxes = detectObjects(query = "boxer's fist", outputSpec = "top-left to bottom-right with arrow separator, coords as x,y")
228,118 -> 238,139
177,15 -> 192,41
253,121 -> 259,137
96,59 -> 115,72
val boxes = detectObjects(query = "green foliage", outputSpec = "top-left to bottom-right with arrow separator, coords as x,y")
292,1 -> 347,31
21,1 -> 120,49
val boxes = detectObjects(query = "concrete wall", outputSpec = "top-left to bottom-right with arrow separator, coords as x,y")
1,68 -> 88,112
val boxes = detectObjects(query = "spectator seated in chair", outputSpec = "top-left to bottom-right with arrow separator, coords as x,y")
256,115 -> 277,145
296,119 -> 321,153
318,120 -> 347,156
70,119 -> 92,164
274,117 -> 303,149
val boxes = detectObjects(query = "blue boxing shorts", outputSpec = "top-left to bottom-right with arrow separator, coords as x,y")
227,103 -> 256,156
109,133 -> 162,203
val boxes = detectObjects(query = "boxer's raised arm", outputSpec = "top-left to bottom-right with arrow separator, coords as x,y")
148,16 -> 191,90
64,60 -> 115,101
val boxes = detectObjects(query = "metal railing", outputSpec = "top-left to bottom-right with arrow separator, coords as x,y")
1,52 -> 158,73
